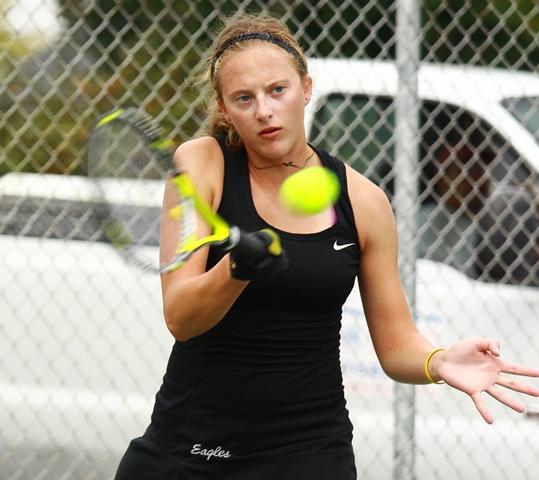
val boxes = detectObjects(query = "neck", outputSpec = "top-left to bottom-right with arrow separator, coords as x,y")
249,146 -> 315,171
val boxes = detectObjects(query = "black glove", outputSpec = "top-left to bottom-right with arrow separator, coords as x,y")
229,229 -> 288,281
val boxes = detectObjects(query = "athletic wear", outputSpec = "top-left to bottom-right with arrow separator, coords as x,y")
116,137 -> 360,479
116,435 -> 357,479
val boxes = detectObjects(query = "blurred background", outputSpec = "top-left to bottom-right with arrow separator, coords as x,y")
1,0 -> 537,176
1,1 -> 538,479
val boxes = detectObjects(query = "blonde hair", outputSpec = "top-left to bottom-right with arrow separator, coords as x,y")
199,13 -> 308,149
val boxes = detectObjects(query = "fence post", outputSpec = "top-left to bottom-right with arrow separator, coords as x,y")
393,1 -> 421,479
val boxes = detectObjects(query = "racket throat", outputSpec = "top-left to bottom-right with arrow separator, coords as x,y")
225,226 -> 242,250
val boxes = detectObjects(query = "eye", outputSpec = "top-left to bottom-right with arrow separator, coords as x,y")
272,85 -> 285,94
235,94 -> 251,103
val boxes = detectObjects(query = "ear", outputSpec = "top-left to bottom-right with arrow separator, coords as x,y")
303,75 -> 313,105
218,98 -> 231,123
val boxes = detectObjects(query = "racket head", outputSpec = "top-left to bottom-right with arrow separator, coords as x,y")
87,108 -> 174,273
87,109 -> 236,273
88,108 -> 173,179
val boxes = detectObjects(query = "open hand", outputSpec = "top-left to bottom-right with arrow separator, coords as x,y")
433,338 -> 539,424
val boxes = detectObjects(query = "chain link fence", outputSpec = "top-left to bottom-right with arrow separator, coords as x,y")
1,1 -> 538,479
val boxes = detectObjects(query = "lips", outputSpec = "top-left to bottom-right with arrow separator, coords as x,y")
258,126 -> 282,138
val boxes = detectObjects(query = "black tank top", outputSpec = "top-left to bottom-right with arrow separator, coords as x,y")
145,137 -> 360,465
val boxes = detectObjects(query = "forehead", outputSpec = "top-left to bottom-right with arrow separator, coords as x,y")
217,43 -> 300,90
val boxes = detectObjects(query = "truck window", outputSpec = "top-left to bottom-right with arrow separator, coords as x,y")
0,196 -> 161,247
501,96 -> 539,142
310,94 -> 538,287
309,94 -> 395,193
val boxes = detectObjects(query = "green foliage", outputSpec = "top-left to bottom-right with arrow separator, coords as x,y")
0,1 -> 35,77
292,0 -> 397,59
422,0 -> 538,68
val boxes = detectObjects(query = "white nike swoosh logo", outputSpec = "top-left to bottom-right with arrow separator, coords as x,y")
333,241 -> 355,251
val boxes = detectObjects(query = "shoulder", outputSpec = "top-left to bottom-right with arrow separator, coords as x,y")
172,136 -> 224,209
344,163 -> 396,252
344,163 -> 391,212
172,136 -> 222,172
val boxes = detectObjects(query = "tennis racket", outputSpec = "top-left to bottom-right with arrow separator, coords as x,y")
87,107 -> 281,274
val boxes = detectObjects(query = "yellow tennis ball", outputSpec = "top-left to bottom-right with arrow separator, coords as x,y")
279,166 -> 340,215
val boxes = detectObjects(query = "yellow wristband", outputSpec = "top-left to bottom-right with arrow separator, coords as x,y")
424,348 -> 446,384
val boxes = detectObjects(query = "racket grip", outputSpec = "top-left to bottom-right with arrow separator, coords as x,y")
230,227 -> 283,259
228,227 -> 288,281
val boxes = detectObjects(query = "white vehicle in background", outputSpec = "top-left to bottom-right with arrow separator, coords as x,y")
1,60 -> 538,479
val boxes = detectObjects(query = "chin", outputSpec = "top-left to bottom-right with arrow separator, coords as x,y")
255,138 -> 289,158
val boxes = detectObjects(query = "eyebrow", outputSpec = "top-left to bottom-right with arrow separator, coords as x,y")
228,79 -> 291,98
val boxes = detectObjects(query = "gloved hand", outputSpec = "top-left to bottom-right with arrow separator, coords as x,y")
229,229 -> 288,281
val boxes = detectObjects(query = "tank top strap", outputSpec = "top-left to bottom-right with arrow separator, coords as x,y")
215,134 -> 251,219
316,149 -> 360,247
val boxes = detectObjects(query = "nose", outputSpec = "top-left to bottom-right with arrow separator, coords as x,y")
255,95 -> 272,122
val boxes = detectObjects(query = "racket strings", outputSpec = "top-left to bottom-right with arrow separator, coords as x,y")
89,109 -> 235,275
126,109 -> 164,141
88,109 -> 172,273
89,118 -> 168,179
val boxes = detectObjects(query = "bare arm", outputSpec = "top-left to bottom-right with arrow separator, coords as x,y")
160,137 -> 248,341
347,167 -> 435,383
347,165 -> 539,423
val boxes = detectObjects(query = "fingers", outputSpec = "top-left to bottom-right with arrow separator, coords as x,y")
486,386 -> 526,413
475,338 -> 501,356
470,392 -> 494,425
487,340 -> 501,356
500,361 -> 539,378
496,376 -> 539,397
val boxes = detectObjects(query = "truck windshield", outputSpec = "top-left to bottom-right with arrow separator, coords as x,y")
502,96 -> 539,142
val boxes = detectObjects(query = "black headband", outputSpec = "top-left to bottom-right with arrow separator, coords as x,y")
210,32 -> 306,80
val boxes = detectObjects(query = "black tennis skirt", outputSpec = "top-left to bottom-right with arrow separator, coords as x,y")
115,435 -> 357,480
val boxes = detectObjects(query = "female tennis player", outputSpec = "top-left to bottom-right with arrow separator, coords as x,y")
115,13 -> 539,480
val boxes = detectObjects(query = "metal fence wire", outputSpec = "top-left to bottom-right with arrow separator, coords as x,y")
1,1 -> 538,479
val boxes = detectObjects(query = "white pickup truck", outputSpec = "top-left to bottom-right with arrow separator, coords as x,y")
1,60 -> 538,479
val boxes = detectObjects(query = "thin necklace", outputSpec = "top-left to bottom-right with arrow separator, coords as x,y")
251,149 -> 315,170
